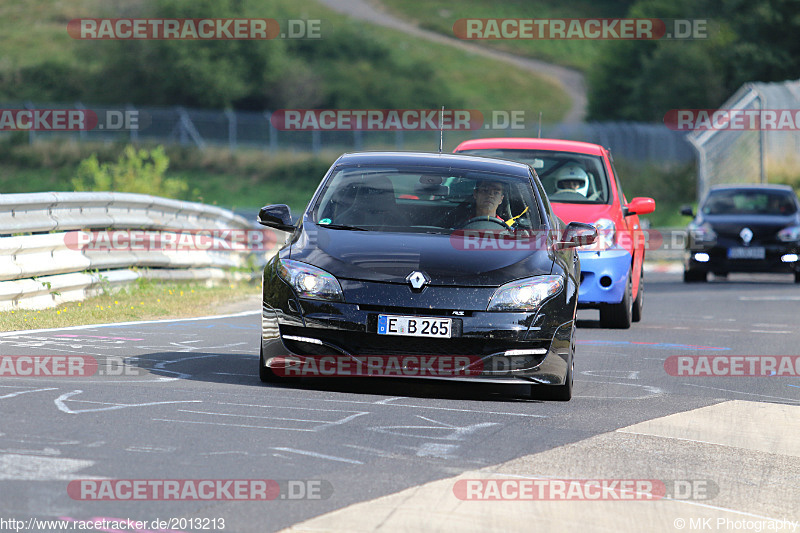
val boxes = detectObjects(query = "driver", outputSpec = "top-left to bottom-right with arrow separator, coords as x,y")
472,180 -> 505,220
554,164 -> 589,196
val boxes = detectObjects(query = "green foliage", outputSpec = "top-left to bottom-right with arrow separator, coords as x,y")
589,0 -> 800,121
72,145 -> 189,198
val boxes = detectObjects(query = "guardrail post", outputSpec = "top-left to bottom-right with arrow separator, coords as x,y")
128,103 -> 139,143
225,109 -> 237,151
265,112 -> 277,153
24,101 -> 36,145
312,130 -> 321,155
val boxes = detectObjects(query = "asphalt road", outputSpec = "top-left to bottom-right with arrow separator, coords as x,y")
1,271 -> 798,532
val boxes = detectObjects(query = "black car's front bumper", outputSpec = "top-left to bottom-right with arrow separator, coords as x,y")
685,241 -> 800,275
261,281 -> 576,385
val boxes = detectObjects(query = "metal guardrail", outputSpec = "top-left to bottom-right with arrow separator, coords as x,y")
0,192 -> 275,311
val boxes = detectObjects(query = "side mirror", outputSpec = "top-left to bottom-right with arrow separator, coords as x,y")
624,197 -> 656,217
257,204 -> 295,232
680,205 -> 695,217
555,222 -> 597,250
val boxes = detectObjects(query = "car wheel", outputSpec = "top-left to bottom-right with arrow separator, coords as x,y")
795,271 -> 800,284
632,266 -> 644,323
533,358 -> 573,402
259,344 -> 282,383
599,273 -> 632,329
683,269 -> 707,282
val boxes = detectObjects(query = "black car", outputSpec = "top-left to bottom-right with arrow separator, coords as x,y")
257,152 -> 597,401
682,184 -> 800,282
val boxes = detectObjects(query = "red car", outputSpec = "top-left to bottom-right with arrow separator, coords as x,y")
455,138 -> 655,328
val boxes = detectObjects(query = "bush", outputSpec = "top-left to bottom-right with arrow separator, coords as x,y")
72,145 -> 189,198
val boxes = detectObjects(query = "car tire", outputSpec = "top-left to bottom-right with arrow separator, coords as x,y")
533,358 -> 573,402
683,269 -> 707,282
632,266 -> 644,323
795,271 -> 800,284
259,344 -> 282,383
599,273 -> 632,329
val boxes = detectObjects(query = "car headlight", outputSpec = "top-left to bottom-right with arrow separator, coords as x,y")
580,218 -> 614,250
777,225 -> 800,242
278,259 -> 344,302
487,275 -> 563,312
689,222 -> 717,244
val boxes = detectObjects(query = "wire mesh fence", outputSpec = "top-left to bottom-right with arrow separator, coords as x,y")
1,101 -> 695,164
688,79 -> 800,201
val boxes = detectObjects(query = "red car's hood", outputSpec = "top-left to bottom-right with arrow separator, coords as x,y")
550,202 -> 620,226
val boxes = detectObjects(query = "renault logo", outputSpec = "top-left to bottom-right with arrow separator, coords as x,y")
740,227 -> 753,246
406,271 -> 429,290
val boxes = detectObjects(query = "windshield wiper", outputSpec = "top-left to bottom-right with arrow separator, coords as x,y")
317,223 -> 368,231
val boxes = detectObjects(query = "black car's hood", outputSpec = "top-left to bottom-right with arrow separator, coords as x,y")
700,213 -> 799,239
289,223 -> 555,287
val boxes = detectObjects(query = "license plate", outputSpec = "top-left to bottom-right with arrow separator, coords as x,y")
727,247 -> 765,259
377,315 -> 452,338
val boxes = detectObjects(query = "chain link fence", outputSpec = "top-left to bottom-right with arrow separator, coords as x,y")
1,101 -> 695,164
688,78 -> 800,201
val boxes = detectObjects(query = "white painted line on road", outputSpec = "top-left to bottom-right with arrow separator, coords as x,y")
177,409 -> 336,424
573,381 -> 663,400
55,390 -> 202,414
739,296 -> 800,301
0,310 -> 260,337
0,387 -> 57,399
374,397 -> 403,404
153,418 -> 316,431
271,447 -> 364,465
290,397 -> 549,418
682,383 -> 800,404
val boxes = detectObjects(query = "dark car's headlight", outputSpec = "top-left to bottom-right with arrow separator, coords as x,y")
777,225 -> 800,242
278,259 -> 344,302
487,275 -> 563,312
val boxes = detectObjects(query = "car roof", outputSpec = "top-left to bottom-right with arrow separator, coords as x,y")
708,183 -> 797,194
333,151 -> 535,178
455,137 -> 607,157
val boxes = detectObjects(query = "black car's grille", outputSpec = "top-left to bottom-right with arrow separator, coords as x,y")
280,325 -> 542,357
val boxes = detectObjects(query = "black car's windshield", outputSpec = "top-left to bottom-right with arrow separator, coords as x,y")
457,149 -> 610,204
702,189 -> 798,215
311,166 -> 543,234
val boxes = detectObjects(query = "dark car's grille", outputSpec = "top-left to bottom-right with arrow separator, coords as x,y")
280,325 -> 542,357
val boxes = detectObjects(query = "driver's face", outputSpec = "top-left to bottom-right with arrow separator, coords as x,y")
560,179 -> 583,190
474,182 -> 504,212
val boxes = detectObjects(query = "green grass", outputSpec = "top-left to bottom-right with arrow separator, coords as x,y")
0,278 -> 260,332
376,0 -> 633,70
0,0 -> 570,122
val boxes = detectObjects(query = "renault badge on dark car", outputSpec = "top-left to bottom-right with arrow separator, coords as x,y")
257,152 -> 597,400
